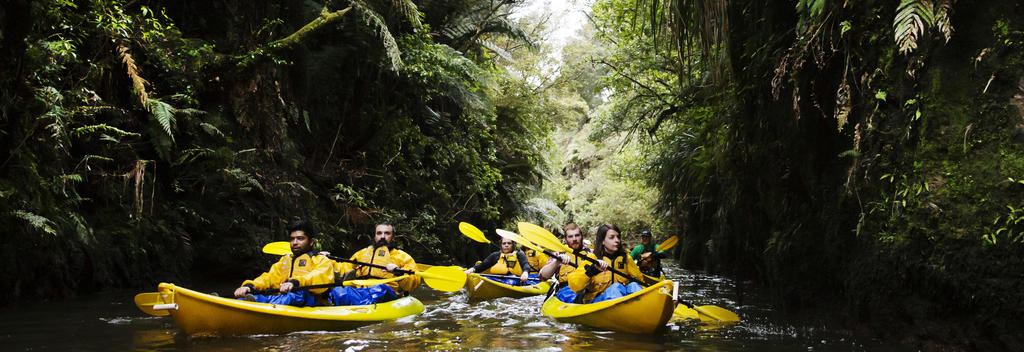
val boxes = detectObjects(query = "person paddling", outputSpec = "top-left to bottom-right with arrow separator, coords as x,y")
464,237 -> 532,284
328,223 -> 422,305
538,222 -> 589,283
629,230 -> 666,277
233,220 -> 335,306
566,223 -> 654,303
522,246 -> 549,276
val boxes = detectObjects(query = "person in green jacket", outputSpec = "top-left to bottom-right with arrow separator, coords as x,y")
629,230 -> 666,277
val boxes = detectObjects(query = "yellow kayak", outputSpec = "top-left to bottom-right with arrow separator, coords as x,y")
540,280 -> 676,334
139,283 -> 424,336
465,273 -> 552,300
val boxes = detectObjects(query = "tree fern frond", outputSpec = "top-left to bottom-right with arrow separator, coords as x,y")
11,210 -> 57,236
118,43 -> 149,106
479,39 -> 515,62
353,1 -> 403,70
390,0 -> 422,27
200,122 -> 225,139
146,99 -> 177,141
894,0 -> 935,54
934,0 -> 954,43
478,16 -> 533,47
71,123 -> 141,139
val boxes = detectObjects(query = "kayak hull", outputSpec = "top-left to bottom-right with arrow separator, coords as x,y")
465,274 -> 551,300
541,280 -> 675,334
153,283 -> 424,336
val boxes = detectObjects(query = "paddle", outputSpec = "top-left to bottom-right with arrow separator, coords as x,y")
261,242 -> 467,292
459,222 -> 490,243
516,222 -> 740,323
637,235 -> 679,267
493,229 -> 576,268
253,275 -> 411,295
657,235 -> 679,251
134,292 -> 173,316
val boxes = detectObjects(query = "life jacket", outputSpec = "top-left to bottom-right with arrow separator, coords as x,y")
567,252 -> 643,302
637,244 -> 660,270
556,249 -> 588,283
524,249 -> 548,273
353,245 -> 398,279
339,245 -> 422,293
242,251 -> 335,294
483,252 -> 523,275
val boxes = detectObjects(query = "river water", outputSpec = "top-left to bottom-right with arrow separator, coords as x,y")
0,261 -> 912,351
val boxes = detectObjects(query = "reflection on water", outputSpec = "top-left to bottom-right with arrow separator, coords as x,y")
0,261 -> 912,351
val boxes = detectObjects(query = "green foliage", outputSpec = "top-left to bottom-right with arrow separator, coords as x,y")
591,0 -> 1024,347
0,0 -> 543,302
10,210 -> 58,237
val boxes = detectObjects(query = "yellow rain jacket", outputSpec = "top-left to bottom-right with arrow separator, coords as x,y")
553,249 -> 589,283
523,248 -> 549,274
241,251 -> 335,294
336,245 -> 421,293
567,252 -> 646,302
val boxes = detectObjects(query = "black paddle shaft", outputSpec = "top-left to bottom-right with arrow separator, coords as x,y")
326,255 -> 415,275
571,249 -> 644,285
545,249 -> 578,268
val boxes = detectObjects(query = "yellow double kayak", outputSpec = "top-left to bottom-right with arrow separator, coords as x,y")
138,283 -> 424,336
540,280 -> 676,334
465,274 -> 552,300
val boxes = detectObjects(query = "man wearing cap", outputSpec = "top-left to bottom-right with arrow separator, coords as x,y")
233,220 -> 336,306
629,230 -> 667,277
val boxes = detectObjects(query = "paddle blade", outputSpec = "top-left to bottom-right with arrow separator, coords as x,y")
495,229 -> 544,253
658,235 -> 679,251
671,304 -> 700,321
262,241 -> 291,256
516,222 -> 568,252
134,292 -> 169,316
418,265 -> 467,292
459,222 -> 490,243
695,305 -> 740,323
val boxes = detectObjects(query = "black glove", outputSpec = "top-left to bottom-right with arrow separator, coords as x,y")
585,264 -> 601,277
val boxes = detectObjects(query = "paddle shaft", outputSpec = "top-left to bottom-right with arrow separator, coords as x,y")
327,255 -> 415,275
254,280 -> 377,295
570,249 -> 645,285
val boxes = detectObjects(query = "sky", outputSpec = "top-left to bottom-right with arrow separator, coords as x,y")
511,0 -> 592,53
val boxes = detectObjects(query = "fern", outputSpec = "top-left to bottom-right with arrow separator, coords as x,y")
146,99 -> 176,141
934,0 -> 954,43
222,168 -> 265,193
118,43 -> 149,106
199,122 -> 225,138
388,0 -> 421,28
11,210 -> 57,236
353,1 -> 403,70
894,0 -> 950,54
71,123 -> 141,139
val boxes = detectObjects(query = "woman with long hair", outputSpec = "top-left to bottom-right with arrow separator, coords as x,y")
566,223 -> 650,303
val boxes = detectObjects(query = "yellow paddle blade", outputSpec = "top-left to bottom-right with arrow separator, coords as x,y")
516,222 -> 569,252
134,292 -> 169,316
671,304 -> 700,321
417,265 -> 467,292
694,305 -> 741,323
262,241 -> 291,256
658,235 -> 679,251
459,222 -> 491,243
495,229 -> 545,253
